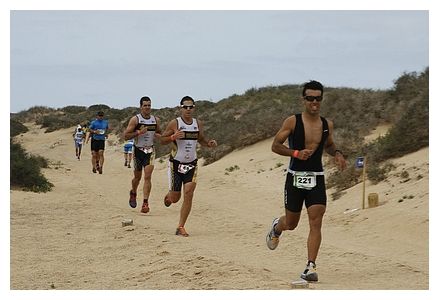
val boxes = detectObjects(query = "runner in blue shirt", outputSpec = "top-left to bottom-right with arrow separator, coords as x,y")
87,111 -> 109,174
123,139 -> 134,168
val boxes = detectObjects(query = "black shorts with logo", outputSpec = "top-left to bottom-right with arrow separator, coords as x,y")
284,172 -> 327,212
133,146 -> 155,171
168,159 -> 198,192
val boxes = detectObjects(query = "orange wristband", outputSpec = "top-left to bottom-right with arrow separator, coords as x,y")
293,150 -> 299,158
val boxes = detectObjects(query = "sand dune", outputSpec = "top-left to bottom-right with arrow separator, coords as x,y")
10,123 -> 428,290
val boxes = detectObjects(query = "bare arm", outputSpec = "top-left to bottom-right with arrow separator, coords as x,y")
124,116 -> 139,140
85,130 -> 90,144
160,119 -> 179,145
271,115 -> 313,160
154,116 -> 162,138
324,119 -> 347,170
272,116 -> 295,156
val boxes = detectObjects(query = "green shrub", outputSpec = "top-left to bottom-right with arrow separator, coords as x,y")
10,119 -> 28,137
367,162 -> 396,184
10,67 -> 428,193
326,165 -> 361,191
10,140 -> 53,192
225,165 -> 240,172
61,105 -> 87,114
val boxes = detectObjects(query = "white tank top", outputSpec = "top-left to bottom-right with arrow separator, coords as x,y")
74,130 -> 84,141
134,114 -> 157,148
171,117 -> 199,163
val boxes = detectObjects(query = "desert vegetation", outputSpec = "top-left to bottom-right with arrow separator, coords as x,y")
10,68 -> 428,193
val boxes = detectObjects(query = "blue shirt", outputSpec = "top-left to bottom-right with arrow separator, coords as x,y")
124,139 -> 134,151
89,119 -> 109,141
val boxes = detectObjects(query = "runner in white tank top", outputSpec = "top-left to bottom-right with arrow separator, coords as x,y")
72,125 -> 85,160
134,113 -> 157,149
171,117 -> 199,163
160,96 -> 218,237
124,96 -> 162,214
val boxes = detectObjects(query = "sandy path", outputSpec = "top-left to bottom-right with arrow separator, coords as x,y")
10,124 -> 428,290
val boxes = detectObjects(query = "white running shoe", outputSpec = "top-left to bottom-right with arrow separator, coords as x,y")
266,218 -> 280,250
300,261 -> 318,282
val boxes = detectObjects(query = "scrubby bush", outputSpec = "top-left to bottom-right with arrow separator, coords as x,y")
9,67 -> 428,192
326,165 -> 362,191
61,105 -> 87,114
10,140 -> 53,192
367,162 -> 396,184
10,119 -> 28,137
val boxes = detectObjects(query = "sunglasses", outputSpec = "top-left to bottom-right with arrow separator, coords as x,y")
181,105 -> 195,110
304,95 -> 323,102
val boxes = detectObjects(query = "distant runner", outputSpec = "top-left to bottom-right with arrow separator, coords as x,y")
123,139 -> 134,168
266,80 -> 346,282
73,125 -> 85,160
160,96 -> 217,237
124,96 -> 162,214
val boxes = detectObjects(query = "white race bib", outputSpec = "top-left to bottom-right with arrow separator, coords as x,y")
96,129 -> 106,135
140,147 -> 153,154
177,164 -> 195,174
292,172 -> 317,190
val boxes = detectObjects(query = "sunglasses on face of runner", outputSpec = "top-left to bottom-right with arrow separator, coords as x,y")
304,96 -> 323,102
181,105 -> 195,110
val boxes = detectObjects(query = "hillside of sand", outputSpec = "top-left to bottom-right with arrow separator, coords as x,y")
10,123 -> 428,289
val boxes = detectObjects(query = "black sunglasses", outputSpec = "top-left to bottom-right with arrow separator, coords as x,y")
181,105 -> 195,110
304,95 -> 323,102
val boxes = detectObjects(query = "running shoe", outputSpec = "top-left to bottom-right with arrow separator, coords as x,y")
266,217 -> 280,250
124,161 -> 127,166
300,261 -> 318,282
92,167 -> 97,173
141,202 -> 150,213
164,195 -> 172,207
129,190 -> 137,208
175,226 -> 189,237
127,164 -> 131,168
98,166 -> 103,174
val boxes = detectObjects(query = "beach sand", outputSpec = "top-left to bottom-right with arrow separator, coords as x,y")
10,123 -> 428,290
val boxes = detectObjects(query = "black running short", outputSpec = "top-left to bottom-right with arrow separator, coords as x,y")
133,146 -> 155,171
168,159 -> 198,192
91,139 -> 105,151
284,172 -> 327,212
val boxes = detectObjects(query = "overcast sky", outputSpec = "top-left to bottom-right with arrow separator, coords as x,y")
10,10 -> 428,112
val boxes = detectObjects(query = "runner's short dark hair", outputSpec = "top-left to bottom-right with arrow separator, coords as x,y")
180,96 -> 195,105
140,96 -> 151,106
302,80 -> 324,96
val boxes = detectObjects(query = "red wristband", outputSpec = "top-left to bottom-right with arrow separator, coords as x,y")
293,150 -> 299,158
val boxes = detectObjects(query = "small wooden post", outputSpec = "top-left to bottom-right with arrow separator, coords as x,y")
368,193 -> 379,208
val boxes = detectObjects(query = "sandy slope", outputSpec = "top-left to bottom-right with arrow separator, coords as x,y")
10,123 -> 428,290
